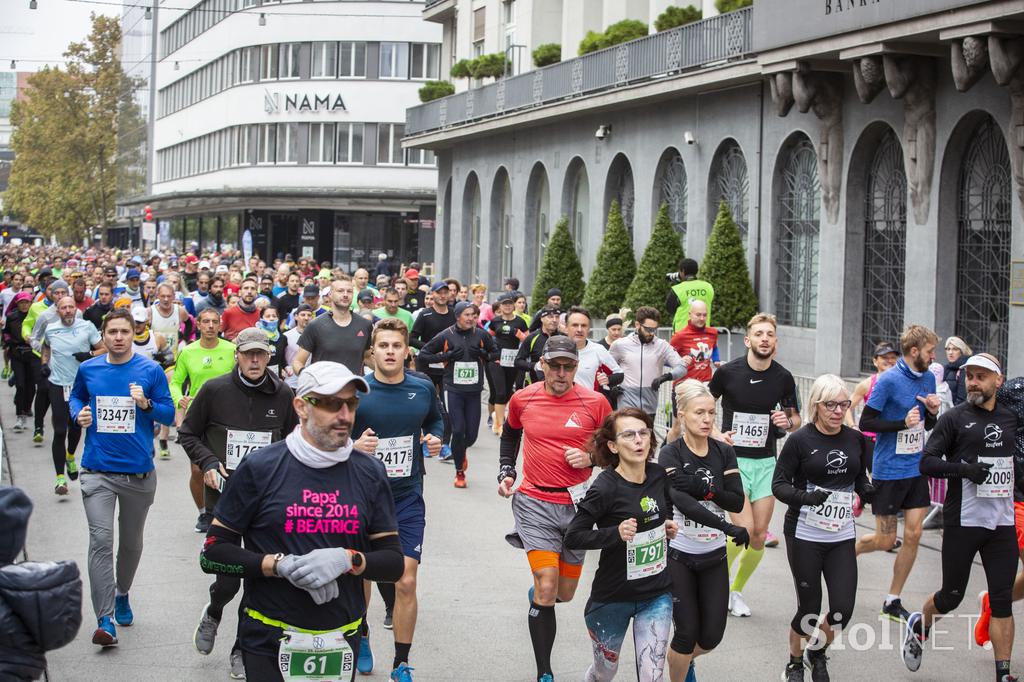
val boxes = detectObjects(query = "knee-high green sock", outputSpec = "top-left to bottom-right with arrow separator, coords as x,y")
726,537 -> 743,573
730,546 -> 764,592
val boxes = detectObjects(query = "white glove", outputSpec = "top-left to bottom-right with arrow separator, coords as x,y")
289,548 -> 353,590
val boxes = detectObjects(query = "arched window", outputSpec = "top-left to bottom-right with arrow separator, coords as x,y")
956,117 -> 1011,362
463,173 -> 482,284
861,129 -> 907,371
570,164 -> 589,255
606,154 -> 634,237
775,137 -> 820,328
658,150 -> 687,239
712,142 -> 749,240
497,173 -> 513,283
529,168 -> 550,273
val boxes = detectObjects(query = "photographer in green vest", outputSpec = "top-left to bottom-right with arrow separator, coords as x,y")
666,258 -> 715,332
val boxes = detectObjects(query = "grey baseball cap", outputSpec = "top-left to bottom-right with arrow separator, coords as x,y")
235,327 -> 272,354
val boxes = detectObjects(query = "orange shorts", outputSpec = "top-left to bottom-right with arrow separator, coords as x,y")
1015,501 -> 1024,552
527,550 -> 584,579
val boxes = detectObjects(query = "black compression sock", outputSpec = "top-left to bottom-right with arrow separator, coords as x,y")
996,660 -> 1010,682
528,602 -> 556,679
790,655 -> 803,666
377,582 -> 396,612
361,621 -> 369,638
159,439 -> 168,450
393,642 -> 411,669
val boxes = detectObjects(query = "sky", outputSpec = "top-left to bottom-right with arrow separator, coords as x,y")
1,0 -> 119,71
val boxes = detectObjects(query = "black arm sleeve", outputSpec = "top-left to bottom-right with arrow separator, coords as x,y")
199,523 -> 266,578
858,405 -> 908,433
919,412 -> 962,478
665,290 -> 678,321
668,487 -> 732,531
359,533 -> 405,583
771,438 -> 817,506
409,316 -> 427,350
606,372 -> 624,388
563,507 -> 623,550
924,409 -> 938,431
514,336 -> 535,373
854,435 -> 875,499
710,472 -> 744,513
499,425 -> 523,470
416,333 -> 446,364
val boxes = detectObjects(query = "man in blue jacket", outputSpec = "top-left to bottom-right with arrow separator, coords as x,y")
70,307 -> 175,647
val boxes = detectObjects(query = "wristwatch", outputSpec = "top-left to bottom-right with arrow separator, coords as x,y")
271,552 -> 285,576
350,551 -> 364,571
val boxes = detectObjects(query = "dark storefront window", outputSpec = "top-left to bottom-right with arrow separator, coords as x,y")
332,213 -> 418,272
220,214 -> 239,252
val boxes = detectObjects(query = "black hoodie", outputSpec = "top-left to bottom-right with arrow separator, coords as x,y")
0,486 -> 82,681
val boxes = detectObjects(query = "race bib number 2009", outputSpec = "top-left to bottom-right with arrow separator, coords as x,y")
95,396 -> 136,434
278,630 -> 354,682
977,456 -> 1013,498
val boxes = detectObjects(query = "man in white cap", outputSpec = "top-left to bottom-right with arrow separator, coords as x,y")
199,361 -> 404,680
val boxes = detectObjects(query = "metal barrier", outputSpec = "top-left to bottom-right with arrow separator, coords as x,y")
406,8 -> 753,135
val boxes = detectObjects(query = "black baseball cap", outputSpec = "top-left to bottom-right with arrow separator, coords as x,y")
873,342 -> 898,357
543,335 -> 578,361
303,284 -> 320,298
546,288 -> 561,298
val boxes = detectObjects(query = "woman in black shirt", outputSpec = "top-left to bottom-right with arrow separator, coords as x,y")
565,408 -> 678,681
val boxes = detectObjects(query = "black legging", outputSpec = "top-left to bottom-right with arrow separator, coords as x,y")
32,356 -> 50,432
9,349 -> 35,416
935,525 -> 1017,618
428,373 -> 452,445
784,536 -> 857,636
669,546 -> 729,654
47,381 -> 81,475
443,389 -> 481,472
487,363 -> 516,405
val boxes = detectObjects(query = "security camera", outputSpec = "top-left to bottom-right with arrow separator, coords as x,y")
595,124 -> 611,140
684,131 -> 696,145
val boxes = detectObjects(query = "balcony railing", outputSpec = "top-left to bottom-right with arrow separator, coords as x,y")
406,7 -> 752,136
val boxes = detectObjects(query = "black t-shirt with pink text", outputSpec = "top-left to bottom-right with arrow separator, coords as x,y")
215,440 -> 397,656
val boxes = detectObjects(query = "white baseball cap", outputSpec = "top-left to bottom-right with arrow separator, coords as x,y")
296,362 -> 370,398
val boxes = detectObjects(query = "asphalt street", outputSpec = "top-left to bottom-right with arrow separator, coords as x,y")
2,380 -> 1020,681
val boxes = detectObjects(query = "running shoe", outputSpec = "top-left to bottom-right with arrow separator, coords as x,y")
54,475 -> 68,496
13,415 -> 24,432
539,675 -> 554,682
902,611 -> 924,672
803,648 -> 829,682
881,598 -> 911,623
194,603 -> 220,655
195,511 -> 213,534
782,662 -> 804,682
229,648 -> 245,679
2,364 -> 10,380
159,448 -> 170,460
765,531 -> 779,548
685,660 -> 697,682
1001,676 -> 1019,682
114,594 -> 134,626
390,663 -> 414,681
65,453 -> 79,481
728,591 -> 751,617
487,414 -> 493,429
32,427 -> 42,443
975,591 -> 991,646
887,538 -> 903,553
463,453 -> 469,471
454,471 -> 467,488
528,585 -> 535,604
438,444 -> 453,462
92,615 -> 118,647
383,609 -> 393,630
357,635 -> 373,674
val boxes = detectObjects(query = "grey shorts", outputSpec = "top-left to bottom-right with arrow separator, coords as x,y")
505,492 -> 586,566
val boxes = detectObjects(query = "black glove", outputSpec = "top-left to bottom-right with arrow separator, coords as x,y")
446,346 -> 466,362
672,467 -> 713,499
650,372 -> 673,391
962,461 -> 993,485
40,363 -> 51,378
73,351 -> 93,363
724,524 -> 750,549
858,484 -> 877,506
802,489 -> 832,507
497,464 -> 517,485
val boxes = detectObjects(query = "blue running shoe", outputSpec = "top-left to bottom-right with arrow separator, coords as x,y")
528,585 -> 535,604
438,444 -> 453,462
114,594 -> 134,626
390,662 -> 414,681
92,615 -> 118,647
685,660 -> 697,682
539,675 -> 554,682
357,634 -> 373,674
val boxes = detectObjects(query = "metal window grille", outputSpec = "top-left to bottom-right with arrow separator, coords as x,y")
715,144 -> 749,240
659,152 -> 687,240
956,117 -> 1012,364
775,138 -> 820,328
861,130 -> 907,372
610,161 -> 635,237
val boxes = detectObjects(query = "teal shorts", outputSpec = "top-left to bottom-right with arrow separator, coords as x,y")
737,456 -> 776,502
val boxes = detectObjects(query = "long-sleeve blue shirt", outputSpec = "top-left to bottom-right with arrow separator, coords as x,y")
70,354 -> 175,474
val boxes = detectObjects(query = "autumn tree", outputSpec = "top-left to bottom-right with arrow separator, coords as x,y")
5,14 -> 143,242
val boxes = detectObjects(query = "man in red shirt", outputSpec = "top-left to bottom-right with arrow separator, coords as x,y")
219,278 -> 261,341
669,299 -> 719,383
498,335 -> 611,682
70,276 -> 94,314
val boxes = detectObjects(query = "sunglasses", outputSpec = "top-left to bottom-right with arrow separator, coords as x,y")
303,395 -> 360,412
547,361 -> 578,373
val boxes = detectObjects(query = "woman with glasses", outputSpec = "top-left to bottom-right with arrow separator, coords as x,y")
942,336 -> 972,406
564,408 -> 678,682
772,374 -> 876,682
659,379 -> 750,682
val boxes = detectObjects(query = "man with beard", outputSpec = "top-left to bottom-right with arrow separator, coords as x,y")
220,278 -> 262,341
708,313 -> 801,618
195,276 -> 227,317
608,306 -> 685,420
856,325 -> 941,623
274,271 -> 302,323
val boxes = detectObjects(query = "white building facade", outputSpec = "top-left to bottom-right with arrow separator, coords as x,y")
134,0 -> 441,268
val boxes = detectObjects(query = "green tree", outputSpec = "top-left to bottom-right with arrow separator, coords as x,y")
578,19 -> 649,55
532,43 -> 562,68
700,201 -> 758,329
654,5 -> 702,31
450,59 -> 473,79
5,14 -> 138,242
532,216 -> 585,311
624,203 -> 685,320
715,0 -> 752,13
582,201 -> 635,317
418,80 -> 455,102
470,53 -> 508,79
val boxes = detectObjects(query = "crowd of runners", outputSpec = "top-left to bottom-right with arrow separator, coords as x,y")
0,243 -> 1021,682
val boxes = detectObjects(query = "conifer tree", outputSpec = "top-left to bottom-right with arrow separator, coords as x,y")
531,216 -> 585,311
623,203 -> 685,320
700,201 -> 758,329
582,201 -> 636,317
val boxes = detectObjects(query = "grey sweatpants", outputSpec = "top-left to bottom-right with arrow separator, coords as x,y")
80,470 -> 157,619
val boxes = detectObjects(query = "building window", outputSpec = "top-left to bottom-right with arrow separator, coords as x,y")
278,43 -> 301,80
310,122 -> 336,163
380,43 -> 410,79
377,123 -> 405,165
861,129 -> 907,372
956,116 -> 1012,363
276,123 -> 299,164
337,123 -> 364,164
338,42 -> 366,78
658,151 -> 687,240
570,165 -> 588,256
311,42 -> 338,79
410,44 -> 441,80
473,7 -> 486,43
257,123 -> 277,164
261,44 -> 279,80
712,142 -> 749,241
407,148 -> 436,167
235,126 -> 250,166
775,137 -> 820,329
606,155 -> 634,238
